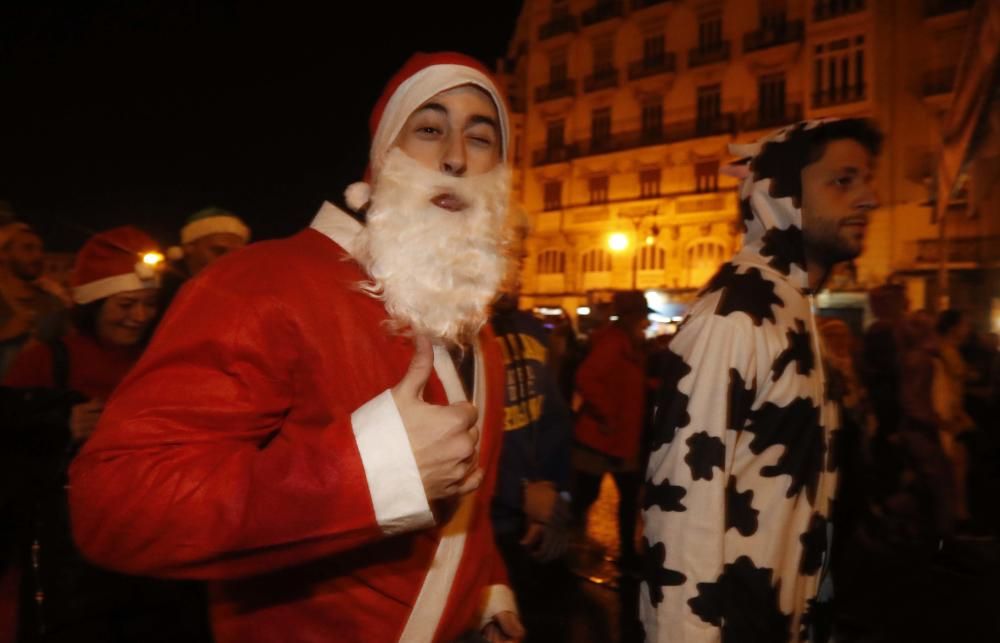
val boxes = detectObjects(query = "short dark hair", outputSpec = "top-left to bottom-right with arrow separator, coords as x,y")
750,118 -> 883,205
936,309 -> 964,336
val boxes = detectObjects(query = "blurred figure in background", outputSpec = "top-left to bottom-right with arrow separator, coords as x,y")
1,226 -> 211,643
935,310 -> 975,526
160,207 -> 250,315
896,310 -> 957,542
570,289 -> 650,572
0,222 -> 67,377
490,215 -> 574,642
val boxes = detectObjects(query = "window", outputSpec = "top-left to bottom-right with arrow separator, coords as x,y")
591,108 -> 611,150
643,33 -> 665,64
641,99 -> 663,141
686,240 -> 727,287
581,248 -> 613,273
696,84 -> 722,134
758,73 -> 786,125
537,249 -> 566,274
589,175 -> 609,204
593,36 -> 614,73
546,120 -> 565,150
640,168 -> 661,198
760,0 -> 788,31
695,160 -> 719,193
698,12 -> 722,51
638,245 -> 666,271
813,35 -> 866,107
550,49 -> 568,84
544,181 -> 562,211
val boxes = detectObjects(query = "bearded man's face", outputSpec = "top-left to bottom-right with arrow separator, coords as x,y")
353,86 -> 510,346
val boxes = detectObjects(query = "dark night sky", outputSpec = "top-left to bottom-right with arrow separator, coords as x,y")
0,1 -> 524,251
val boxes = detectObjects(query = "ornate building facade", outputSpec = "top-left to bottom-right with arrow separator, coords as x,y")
498,0 -> 991,328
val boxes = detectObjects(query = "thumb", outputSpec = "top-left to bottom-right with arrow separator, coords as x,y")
396,334 -> 434,400
496,611 -> 525,639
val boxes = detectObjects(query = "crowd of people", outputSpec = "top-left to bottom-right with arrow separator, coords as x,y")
0,52 -> 997,643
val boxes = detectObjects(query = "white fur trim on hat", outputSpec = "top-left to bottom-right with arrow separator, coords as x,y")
72,273 -> 159,305
369,64 -> 509,179
345,182 -> 372,212
180,215 -> 250,245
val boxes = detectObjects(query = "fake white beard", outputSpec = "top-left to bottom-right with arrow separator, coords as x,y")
353,148 -> 511,346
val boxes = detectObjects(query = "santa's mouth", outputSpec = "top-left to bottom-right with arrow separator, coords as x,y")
431,193 -> 468,212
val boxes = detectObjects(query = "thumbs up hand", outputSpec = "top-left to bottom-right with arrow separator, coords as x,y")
391,335 -> 484,500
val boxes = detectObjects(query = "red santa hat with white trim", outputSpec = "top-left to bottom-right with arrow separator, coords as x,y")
344,51 -> 510,211
71,226 -> 164,305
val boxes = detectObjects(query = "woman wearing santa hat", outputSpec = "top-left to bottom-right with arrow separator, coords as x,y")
1,226 -> 211,643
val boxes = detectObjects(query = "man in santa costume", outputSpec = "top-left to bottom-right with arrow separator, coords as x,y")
69,52 -> 524,643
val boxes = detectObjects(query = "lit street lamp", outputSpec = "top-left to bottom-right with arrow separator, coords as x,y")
608,208 -> 659,289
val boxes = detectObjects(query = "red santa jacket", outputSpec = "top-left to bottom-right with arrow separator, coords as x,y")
68,204 -> 513,643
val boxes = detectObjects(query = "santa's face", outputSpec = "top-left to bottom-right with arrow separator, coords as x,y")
353,145 -> 510,347
394,85 -> 502,189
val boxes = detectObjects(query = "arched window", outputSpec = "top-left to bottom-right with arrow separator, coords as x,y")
638,245 -> 666,271
581,248 -> 612,273
536,249 -> 566,275
686,239 -> 727,287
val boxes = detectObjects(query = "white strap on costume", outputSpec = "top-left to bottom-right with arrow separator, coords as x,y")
397,341 -> 483,643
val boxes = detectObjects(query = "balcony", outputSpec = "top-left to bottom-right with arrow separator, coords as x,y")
535,79 -> 576,103
814,0 -> 866,21
695,113 -> 737,137
688,41 -> 731,68
531,115 -> 738,166
631,0 -> 672,9
538,14 -> 578,40
905,236 -> 1000,266
627,53 -> 677,80
533,144 -> 577,166
813,83 -> 866,108
743,20 -> 805,52
923,67 -> 956,96
582,1 -> 624,26
584,68 -> 619,92
742,102 -> 805,130
924,0 -> 974,18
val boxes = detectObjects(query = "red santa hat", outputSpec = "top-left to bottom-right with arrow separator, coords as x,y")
71,226 -> 164,305
344,51 -> 510,211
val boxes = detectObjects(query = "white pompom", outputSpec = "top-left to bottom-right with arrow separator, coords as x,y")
166,246 -> 185,262
345,182 -> 372,212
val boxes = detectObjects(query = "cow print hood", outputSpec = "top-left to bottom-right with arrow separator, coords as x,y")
727,119 -> 841,294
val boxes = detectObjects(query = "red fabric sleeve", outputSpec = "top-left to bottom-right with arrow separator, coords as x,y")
68,284 -> 384,581
2,340 -> 54,388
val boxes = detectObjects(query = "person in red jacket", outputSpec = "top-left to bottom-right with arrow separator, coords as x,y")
2,226 -> 211,643
68,53 -> 523,643
571,290 -> 651,570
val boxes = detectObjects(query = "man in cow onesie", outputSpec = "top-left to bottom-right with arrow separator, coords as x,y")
68,52 -> 525,643
641,118 -> 881,643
